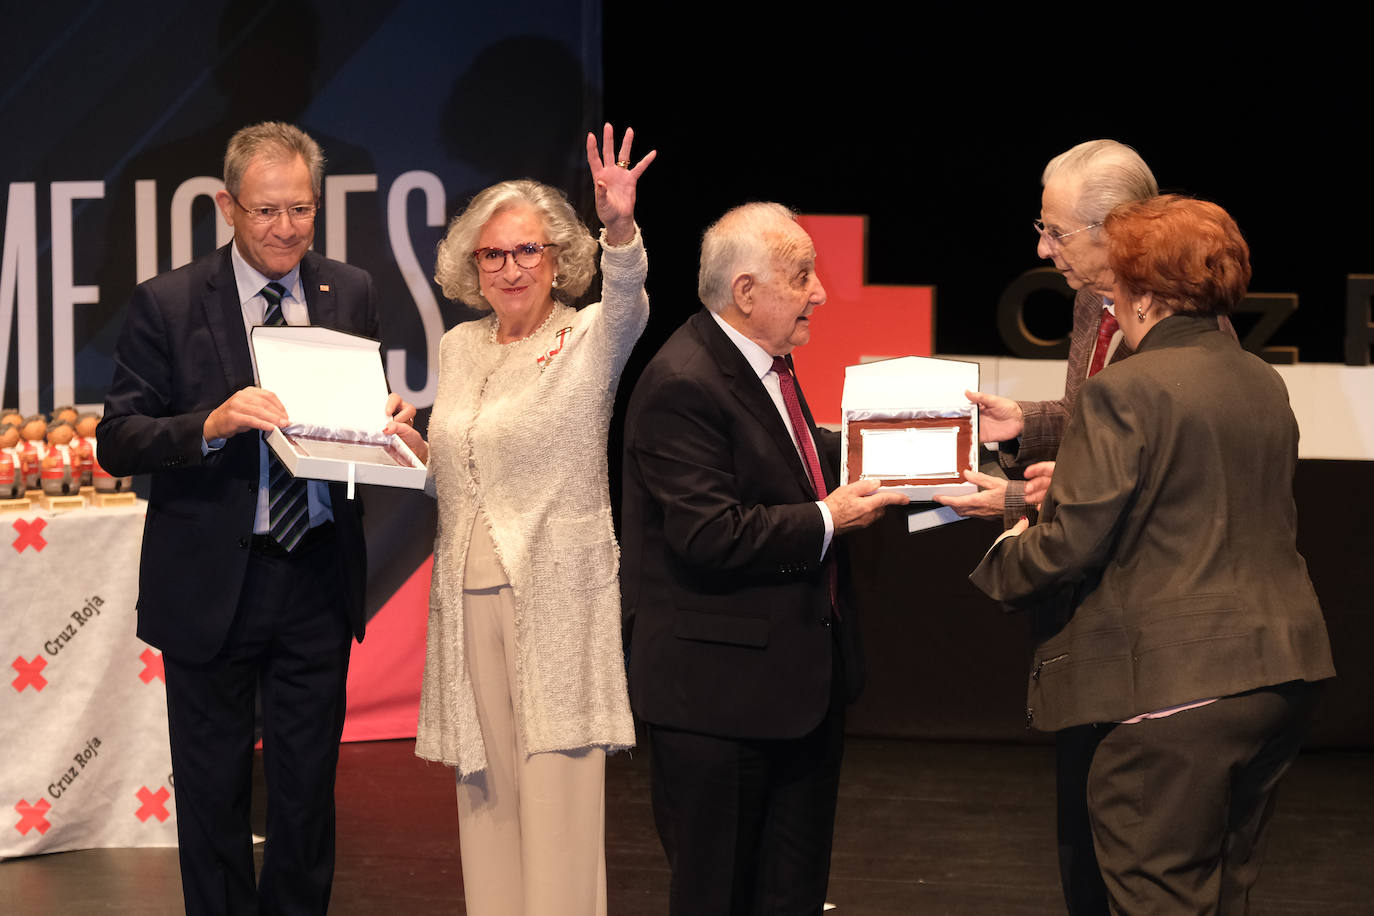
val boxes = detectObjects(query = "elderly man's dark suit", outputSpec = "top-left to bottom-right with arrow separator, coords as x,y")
99,244 -> 376,914
621,309 -> 860,914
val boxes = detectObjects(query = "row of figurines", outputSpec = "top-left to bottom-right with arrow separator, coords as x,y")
1,407 -> 134,499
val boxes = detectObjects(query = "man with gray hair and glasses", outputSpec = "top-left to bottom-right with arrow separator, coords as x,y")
937,140 -> 1234,914
100,121 -> 416,915
939,139 -> 1168,527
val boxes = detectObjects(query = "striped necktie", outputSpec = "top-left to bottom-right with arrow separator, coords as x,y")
261,282 -> 309,551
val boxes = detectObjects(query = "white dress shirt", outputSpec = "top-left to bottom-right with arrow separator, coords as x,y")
710,311 -> 834,559
202,243 -> 332,534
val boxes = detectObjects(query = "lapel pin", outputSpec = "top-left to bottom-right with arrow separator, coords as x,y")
318,284 -> 330,292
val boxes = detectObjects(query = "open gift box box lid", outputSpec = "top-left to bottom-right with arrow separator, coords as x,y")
840,356 -> 979,502
252,326 -> 426,492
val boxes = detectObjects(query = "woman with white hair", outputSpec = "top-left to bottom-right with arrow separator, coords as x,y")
394,124 -> 654,916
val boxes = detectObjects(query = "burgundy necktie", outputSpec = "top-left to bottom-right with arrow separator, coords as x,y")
772,357 -> 839,615
1087,307 -> 1119,378
771,357 -> 827,499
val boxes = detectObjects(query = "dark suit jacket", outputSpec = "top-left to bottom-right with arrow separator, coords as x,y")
99,245 -> 377,664
971,315 -> 1335,731
621,309 -> 861,741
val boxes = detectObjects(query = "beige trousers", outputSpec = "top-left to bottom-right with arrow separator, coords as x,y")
456,522 -> 607,916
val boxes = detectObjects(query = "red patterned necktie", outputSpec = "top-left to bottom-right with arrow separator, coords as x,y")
1087,307 -> 1119,378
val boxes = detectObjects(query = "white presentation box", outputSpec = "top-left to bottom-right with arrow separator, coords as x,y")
840,356 -> 979,502
252,326 -> 427,493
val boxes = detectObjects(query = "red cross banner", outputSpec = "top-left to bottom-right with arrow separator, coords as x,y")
0,504 -> 178,857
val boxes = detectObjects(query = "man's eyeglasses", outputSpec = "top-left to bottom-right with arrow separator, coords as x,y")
230,193 -> 318,224
472,242 -> 557,273
1033,218 -> 1100,246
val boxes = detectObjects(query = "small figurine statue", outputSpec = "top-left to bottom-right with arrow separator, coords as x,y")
81,412 -> 132,494
18,414 -> 48,491
0,422 -> 22,499
41,419 -> 78,496
72,412 -> 101,486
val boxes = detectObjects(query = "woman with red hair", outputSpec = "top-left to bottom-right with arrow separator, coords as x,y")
971,195 -> 1334,913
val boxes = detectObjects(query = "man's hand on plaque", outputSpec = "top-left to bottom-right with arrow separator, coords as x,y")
965,390 -> 1024,444
932,468 -> 1008,519
825,478 -> 911,534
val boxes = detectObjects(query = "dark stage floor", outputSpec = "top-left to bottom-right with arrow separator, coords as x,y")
3,738 -> 1371,914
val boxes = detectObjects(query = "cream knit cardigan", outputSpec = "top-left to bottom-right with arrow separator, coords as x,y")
415,229 -> 647,776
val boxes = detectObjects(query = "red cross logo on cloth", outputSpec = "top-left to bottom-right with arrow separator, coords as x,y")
138,648 -> 165,684
12,656 -> 48,692
11,518 -> 47,553
135,786 -> 171,822
15,798 -> 52,835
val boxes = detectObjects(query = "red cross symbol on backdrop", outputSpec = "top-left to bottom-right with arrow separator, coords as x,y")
791,214 -> 934,426
12,656 -> 48,692
138,648 -> 165,684
15,798 -> 52,835
11,518 -> 47,553
135,786 -> 171,823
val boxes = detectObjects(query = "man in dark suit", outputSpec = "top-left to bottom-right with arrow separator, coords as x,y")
621,202 -> 907,914
98,122 -> 414,915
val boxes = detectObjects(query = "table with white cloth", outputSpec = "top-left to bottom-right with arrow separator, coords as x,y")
0,501 -> 178,858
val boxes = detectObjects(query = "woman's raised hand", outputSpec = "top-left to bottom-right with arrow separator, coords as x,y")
586,123 -> 655,246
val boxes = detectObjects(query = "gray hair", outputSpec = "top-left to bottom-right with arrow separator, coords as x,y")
433,179 -> 599,310
1042,139 -> 1158,235
223,121 -> 326,198
697,202 -> 799,313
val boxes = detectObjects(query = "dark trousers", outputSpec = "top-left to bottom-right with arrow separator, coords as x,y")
1056,724 -> 1110,915
163,533 -> 352,916
1086,682 -> 1320,916
646,670 -> 846,916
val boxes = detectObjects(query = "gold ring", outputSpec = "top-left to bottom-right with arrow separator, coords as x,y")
616,160 -> 631,168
